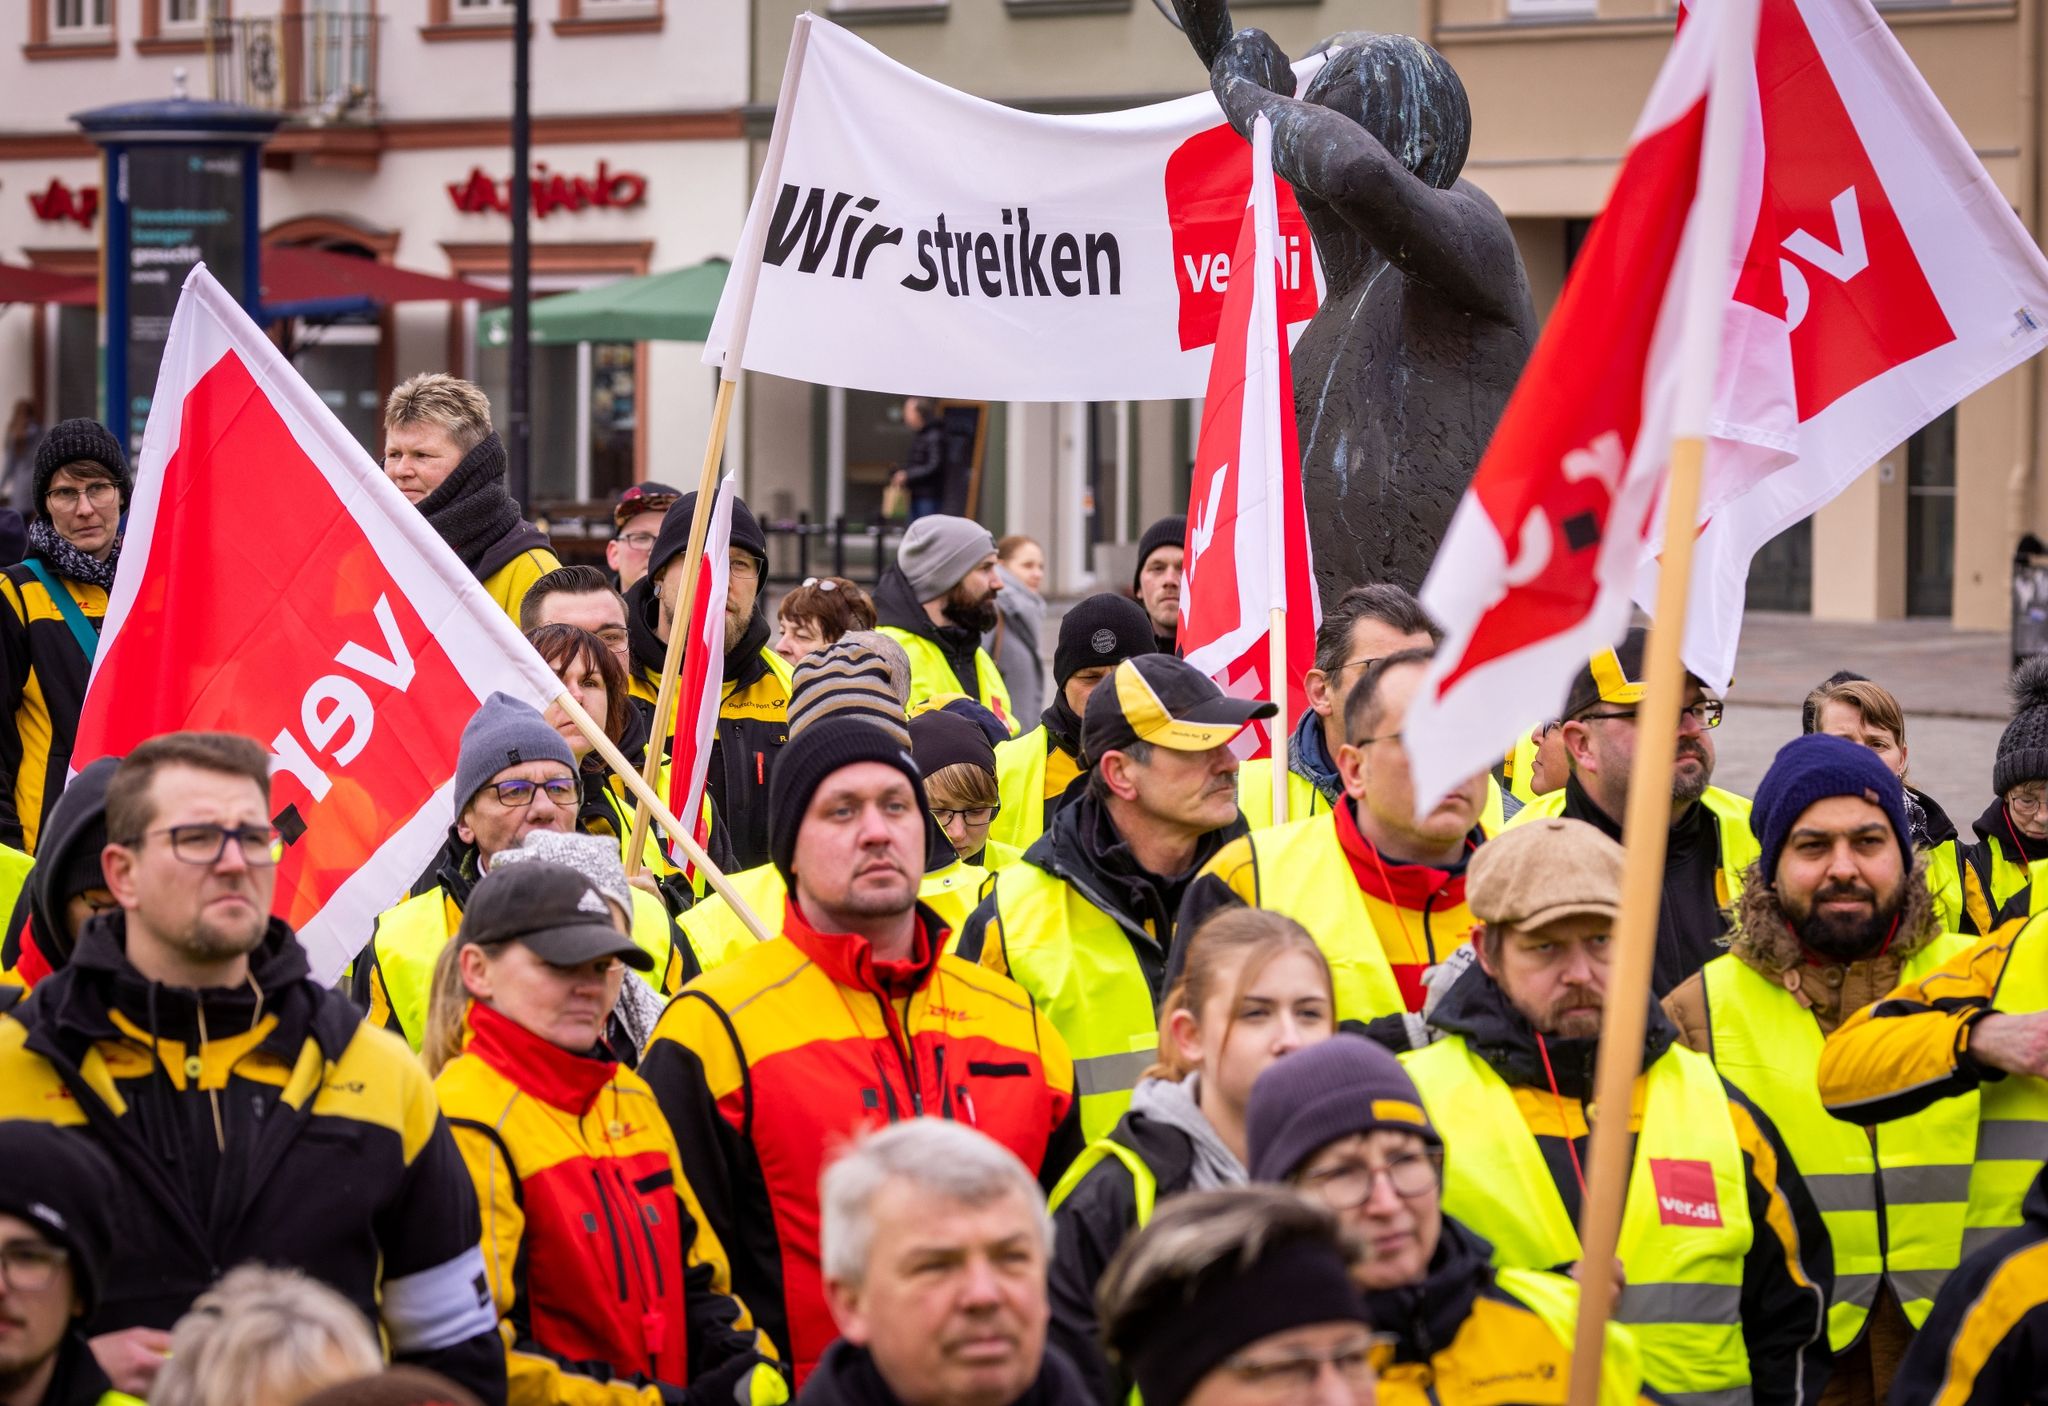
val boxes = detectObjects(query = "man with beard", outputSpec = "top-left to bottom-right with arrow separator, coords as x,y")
1402,817 -> 1832,1406
1507,626 -> 1759,996
875,517 -> 1016,732
624,488 -> 792,870
957,655 -> 1273,1140
1131,517 -> 1184,658
0,734 -> 504,1403
1666,735 -> 1975,1406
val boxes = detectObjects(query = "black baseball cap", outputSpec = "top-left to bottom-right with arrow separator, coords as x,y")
613,481 -> 682,528
1082,654 -> 1276,766
457,860 -> 653,971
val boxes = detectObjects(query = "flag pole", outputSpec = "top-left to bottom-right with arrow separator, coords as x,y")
1269,608 -> 1289,824
1252,113 -> 1291,828
1565,0 -> 1756,1399
556,689 -> 773,944
624,14 -> 813,875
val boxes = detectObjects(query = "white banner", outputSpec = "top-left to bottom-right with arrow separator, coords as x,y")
705,16 -> 1322,401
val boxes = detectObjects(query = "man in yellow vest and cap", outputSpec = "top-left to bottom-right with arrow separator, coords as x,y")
1666,733 -> 1978,1406
1179,648 -> 1492,1048
957,654 -> 1274,1139
874,515 -> 1016,732
1402,817 -> 1833,1406
1508,625 -> 1758,997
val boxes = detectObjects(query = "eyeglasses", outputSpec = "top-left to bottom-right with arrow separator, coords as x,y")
128,823 -> 282,867
483,777 -> 580,809
593,625 -> 629,649
729,556 -> 762,580
1221,1334 -> 1385,1402
932,805 -> 999,826
1298,1150 -> 1442,1208
2009,789 -> 2048,817
46,481 -> 118,512
1351,731 -> 1403,747
615,531 -> 657,551
0,1240 -> 67,1294
1577,699 -> 1724,730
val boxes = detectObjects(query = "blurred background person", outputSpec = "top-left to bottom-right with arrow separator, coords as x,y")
607,482 -> 681,594
988,536 -> 1048,721
149,1266 -> 383,1406
777,578 -> 879,670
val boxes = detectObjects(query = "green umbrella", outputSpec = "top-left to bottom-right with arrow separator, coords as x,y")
477,257 -> 731,346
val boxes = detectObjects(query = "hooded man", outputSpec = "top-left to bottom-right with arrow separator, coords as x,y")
0,419 -> 130,854
624,488 -> 792,871
1667,734 -> 1976,1406
874,516 -> 1015,732
1131,517 -> 1184,659
0,757 -> 119,990
382,374 -> 559,624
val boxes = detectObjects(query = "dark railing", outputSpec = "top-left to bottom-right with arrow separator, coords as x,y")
762,514 -> 909,587
208,12 -> 380,123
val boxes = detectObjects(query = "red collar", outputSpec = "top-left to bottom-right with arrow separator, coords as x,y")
781,896 -> 940,1000
465,999 -> 617,1116
1332,798 -> 1473,907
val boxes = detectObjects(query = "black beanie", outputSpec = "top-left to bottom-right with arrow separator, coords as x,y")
1132,515 -> 1186,593
908,708 -> 996,778
1997,657 -> 2048,796
1247,1033 -> 1441,1184
650,489 -> 768,585
768,717 -> 927,885
1055,593 -> 1157,688
0,1122 -> 119,1314
33,418 -> 131,523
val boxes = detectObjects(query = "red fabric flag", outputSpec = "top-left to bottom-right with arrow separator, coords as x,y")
666,473 -> 736,874
72,267 -> 566,983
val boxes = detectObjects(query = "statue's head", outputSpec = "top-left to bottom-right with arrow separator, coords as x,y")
1303,33 -> 1471,190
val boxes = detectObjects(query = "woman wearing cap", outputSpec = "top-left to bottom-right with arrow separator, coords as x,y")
426,860 -> 786,1406
774,577 -> 878,670
1246,1036 -> 1657,1406
1046,909 -> 1334,1404
909,709 -> 1023,881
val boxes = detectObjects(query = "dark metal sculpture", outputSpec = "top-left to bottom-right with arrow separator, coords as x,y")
1174,1 -> 1537,598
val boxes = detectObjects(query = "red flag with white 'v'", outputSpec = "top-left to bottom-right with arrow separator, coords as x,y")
667,474 -> 735,875
71,266 -> 566,984
1179,114 -> 1319,764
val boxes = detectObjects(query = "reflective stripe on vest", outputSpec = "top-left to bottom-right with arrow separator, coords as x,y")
1404,1036 -> 1753,1404
992,727 -> 1053,853
1239,815 -> 1408,1022
885,629 -> 1017,735
1966,914 -> 2048,1257
1494,1267 -> 1649,1406
1703,940 -> 1978,1344
989,862 -> 1159,1140
1048,1136 -> 1158,1224
374,883 -> 676,1051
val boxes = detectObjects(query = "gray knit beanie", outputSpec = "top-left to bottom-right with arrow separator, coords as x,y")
453,692 -> 577,813
897,515 -> 996,602
1997,657 -> 2048,796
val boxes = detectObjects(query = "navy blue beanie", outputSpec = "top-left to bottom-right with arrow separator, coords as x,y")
1752,733 -> 1913,885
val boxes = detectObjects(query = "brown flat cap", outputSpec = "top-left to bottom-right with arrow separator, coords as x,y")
1467,818 -> 1624,929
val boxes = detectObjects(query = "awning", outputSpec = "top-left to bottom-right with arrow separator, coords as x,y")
261,246 -> 507,320
476,257 -> 730,346
0,262 -> 93,306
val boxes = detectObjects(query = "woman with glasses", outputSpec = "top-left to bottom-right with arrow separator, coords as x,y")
910,707 -> 1022,876
1940,657 -> 2048,931
1046,909 -> 1333,1405
774,577 -> 877,670
1245,1036 -> 1659,1406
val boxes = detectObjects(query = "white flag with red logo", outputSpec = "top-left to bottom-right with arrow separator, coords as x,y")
1179,115 -> 1320,763
666,474 -> 735,875
71,266 -> 567,985
1402,0 -> 1735,809
1643,0 -> 2048,688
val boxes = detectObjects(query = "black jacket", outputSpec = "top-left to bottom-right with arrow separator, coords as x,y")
0,916 -> 505,1403
1046,1108 -> 1198,1406
0,546 -> 104,852
1427,963 -> 1833,1406
36,1331 -> 119,1406
874,565 -> 983,701
899,421 -> 949,495
1,754 -> 115,976
800,1339 -> 1093,1406
1891,1164 -> 2048,1404
1560,776 -> 1729,997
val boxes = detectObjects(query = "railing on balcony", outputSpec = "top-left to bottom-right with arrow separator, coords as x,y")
207,11 -> 381,124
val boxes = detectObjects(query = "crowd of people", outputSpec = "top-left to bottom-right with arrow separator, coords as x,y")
2,377 -> 2048,1406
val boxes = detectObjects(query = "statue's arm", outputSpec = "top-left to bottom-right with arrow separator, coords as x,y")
1171,0 -> 1239,71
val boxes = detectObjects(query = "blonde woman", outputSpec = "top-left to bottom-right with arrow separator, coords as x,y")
150,1266 -> 383,1406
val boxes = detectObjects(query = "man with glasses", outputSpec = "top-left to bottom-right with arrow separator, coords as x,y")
0,419 -> 130,855
625,488 -> 791,870
0,734 -> 504,1403
1180,649 -> 1493,1046
606,480 -> 680,593
355,693 -> 682,1048
519,563 -> 632,672
1404,818 -> 1831,1406
1507,625 -> 1760,996
1242,1035 -> 1658,1405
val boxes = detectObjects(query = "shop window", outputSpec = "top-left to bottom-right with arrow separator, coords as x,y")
290,315 -> 385,457
51,305 -> 99,425
468,295 -> 637,506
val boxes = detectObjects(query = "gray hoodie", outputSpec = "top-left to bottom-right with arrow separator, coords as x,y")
1127,1073 -> 1245,1191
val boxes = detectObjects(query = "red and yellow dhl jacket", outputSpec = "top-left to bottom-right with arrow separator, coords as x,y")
637,898 -> 1081,1387
436,1000 -> 777,1406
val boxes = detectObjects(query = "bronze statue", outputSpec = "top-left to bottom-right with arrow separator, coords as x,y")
1174,1 -> 1536,598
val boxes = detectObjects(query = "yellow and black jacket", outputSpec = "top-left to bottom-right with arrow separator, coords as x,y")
638,899 -> 1079,1387
873,565 -> 1017,734
436,999 -> 780,1406
0,915 -> 505,1402
1890,1162 -> 2048,1406
988,703 -> 1086,854
1945,798 -> 2048,933
0,551 -> 105,853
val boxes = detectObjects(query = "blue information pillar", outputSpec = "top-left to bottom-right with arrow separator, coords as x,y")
74,95 -> 280,453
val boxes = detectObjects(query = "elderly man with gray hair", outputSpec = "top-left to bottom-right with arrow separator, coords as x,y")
806,1120 -> 1091,1406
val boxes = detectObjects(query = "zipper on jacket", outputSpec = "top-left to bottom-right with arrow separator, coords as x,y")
871,993 -> 924,1116
936,1045 -> 952,1120
610,1164 -> 669,1363
588,1168 -> 632,1301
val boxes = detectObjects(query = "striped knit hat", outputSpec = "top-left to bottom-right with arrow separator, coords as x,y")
789,632 -> 911,748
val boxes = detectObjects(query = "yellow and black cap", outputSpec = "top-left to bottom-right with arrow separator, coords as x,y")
1082,654 -> 1276,766
1563,624 -> 1712,721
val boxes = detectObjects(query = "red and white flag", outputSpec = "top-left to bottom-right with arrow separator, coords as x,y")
72,266 -> 565,984
1179,114 -> 1320,772
666,474 -> 736,875
1403,0 -> 1742,809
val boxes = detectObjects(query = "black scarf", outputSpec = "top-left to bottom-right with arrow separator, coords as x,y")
27,518 -> 119,589
415,431 -> 527,572
1040,693 -> 1084,760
